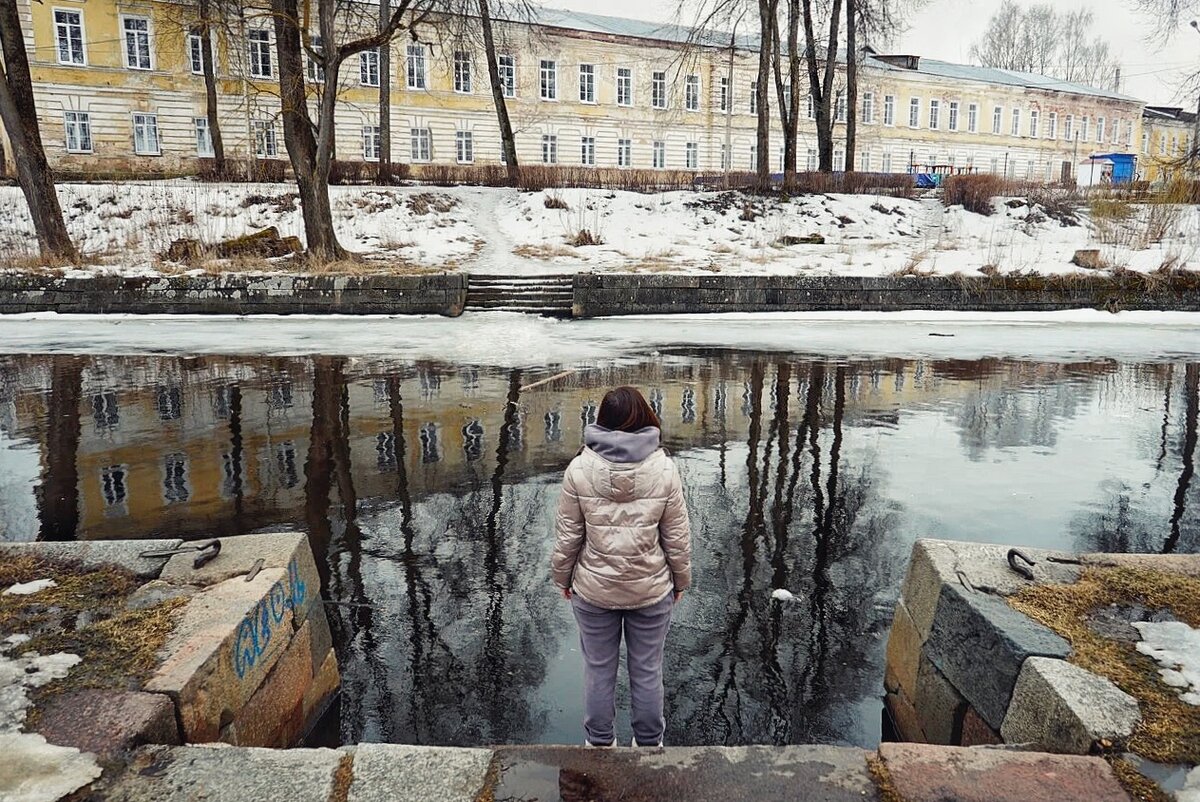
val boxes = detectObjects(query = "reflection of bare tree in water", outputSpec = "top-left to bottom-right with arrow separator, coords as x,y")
1165,365 -> 1198,554
669,361 -> 898,747
37,356 -> 83,541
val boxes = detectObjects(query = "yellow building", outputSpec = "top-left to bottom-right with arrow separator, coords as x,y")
1141,105 -> 1199,184
3,2 -> 1144,181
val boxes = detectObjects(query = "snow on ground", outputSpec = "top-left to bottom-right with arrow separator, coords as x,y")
2,310 -> 1199,367
1133,621 -> 1200,706
0,733 -> 103,802
0,648 -> 81,731
2,579 -> 57,596
1,181 -> 1196,277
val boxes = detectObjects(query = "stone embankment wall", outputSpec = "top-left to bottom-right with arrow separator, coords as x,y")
1,532 -> 337,753
572,274 -> 1200,316
885,539 -> 1199,779
0,274 -> 467,316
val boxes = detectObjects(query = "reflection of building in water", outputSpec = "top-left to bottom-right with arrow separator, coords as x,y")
0,353 -> 1132,543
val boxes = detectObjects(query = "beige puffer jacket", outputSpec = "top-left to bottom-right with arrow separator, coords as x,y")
551,431 -> 691,610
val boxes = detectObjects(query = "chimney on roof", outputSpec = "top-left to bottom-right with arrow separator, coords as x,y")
1113,66 -> 1121,92
876,54 -> 920,70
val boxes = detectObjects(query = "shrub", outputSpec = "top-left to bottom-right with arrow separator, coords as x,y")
544,192 -> 569,210
942,174 -> 1010,215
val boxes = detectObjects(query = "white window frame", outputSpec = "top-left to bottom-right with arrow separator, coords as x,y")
617,137 -> 631,167
685,141 -> 698,170
410,127 -> 431,162
132,112 -> 161,156
363,125 -> 381,161
195,117 -> 214,157
455,130 -> 473,164
248,29 -> 272,79
254,120 -> 278,158
539,59 -> 557,101
407,43 -> 427,90
616,67 -> 632,107
121,15 -> 153,70
580,135 -> 595,166
749,81 -> 757,115
1081,116 -> 1090,142
1064,114 -> 1073,141
908,97 -> 920,128
454,50 -> 472,93
882,151 -> 892,172
306,35 -> 325,83
835,90 -> 846,123
967,103 -> 978,133
861,91 -> 874,124
188,32 -> 204,75
64,110 -> 92,153
1048,111 -> 1057,140
653,71 -> 667,110
540,133 -> 557,164
883,94 -> 895,126
685,74 -> 700,112
992,105 -> 1002,135
948,100 -> 959,131
498,54 -> 515,98
579,63 -> 596,104
928,99 -> 940,130
54,8 -> 86,66
719,76 -> 730,113
360,49 -> 380,87
1011,108 -> 1020,137
652,140 -> 665,169
1029,109 -> 1039,138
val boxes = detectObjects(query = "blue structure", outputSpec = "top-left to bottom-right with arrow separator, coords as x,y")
1092,153 -> 1137,184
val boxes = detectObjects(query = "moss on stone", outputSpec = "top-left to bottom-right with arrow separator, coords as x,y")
1009,567 -> 1200,767
866,754 -> 904,802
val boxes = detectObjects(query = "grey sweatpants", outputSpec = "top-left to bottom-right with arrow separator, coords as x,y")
570,592 -> 674,746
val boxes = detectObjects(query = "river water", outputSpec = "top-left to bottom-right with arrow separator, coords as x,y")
1,319 -> 1198,748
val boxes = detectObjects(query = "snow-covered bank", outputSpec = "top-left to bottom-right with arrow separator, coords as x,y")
2,310 -> 1199,365
1,182 -> 1196,277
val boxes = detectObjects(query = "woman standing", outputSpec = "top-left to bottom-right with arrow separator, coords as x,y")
551,386 -> 692,748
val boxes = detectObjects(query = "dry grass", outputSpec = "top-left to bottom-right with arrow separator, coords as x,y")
0,554 -> 186,717
1108,757 -> 1172,802
1009,566 -> 1200,766
569,229 -> 603,247
943,174 -> 1011,216
865,755 -> 903,802
511,243 -> 576,259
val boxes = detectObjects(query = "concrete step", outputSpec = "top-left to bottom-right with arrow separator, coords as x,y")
467,292 -> 573,303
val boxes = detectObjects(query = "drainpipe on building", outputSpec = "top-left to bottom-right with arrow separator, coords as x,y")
1072,131 -> 1079,184
240,5 -> 253,181
724,14 -> 742,179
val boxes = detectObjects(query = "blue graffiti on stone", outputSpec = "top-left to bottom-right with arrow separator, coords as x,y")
232,557 -> 308,679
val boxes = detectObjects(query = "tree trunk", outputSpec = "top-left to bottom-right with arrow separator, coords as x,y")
755,0 -> 775,188
770,11 -> 797,185
198,0 -> 225,173
801,0 -> 841,172
377,0 -> 391,182
273,0 -> 346,261
0,0 -> 76,260
844,0 -> 857,172
480,0 -> 519,184
37,357 -> 82,541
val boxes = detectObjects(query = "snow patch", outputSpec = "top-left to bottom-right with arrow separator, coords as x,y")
1133,621 -> 1200,705
0,651 -> 81,732
0,732 -> 102,802
771,588 -> 797,602
3,579 -> 57,596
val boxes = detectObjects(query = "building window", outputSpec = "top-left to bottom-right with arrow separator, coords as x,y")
163,453 -> 189,504
720,143 -> 729,170
992,105 -> 1002,135
132,112 -> 160,155
833,148 -> 844,168
719,76 -> 730,113
1064,114 -> 1073,141
1112,118 -> 1121,144
806,147 -> 817,171
908,97 -> 920,128
617,138 -> 631,167
578,63 -> 595,103
64,111 -> 92,153
101,465 -> 128,508
410,127 -> 431,161
248,29 -> 271,78
539,59 -> 557,100
541,134 -> 557,164
456,130 -> 473,164
195,117 -> 214,157
861,92 -> 874,124
54,9 -> 85,65
122,16 -> 153,70
188,32 -> 204,75
750,81 -> 758,115
653,71 -> 668,109
883,94 -> 895,126
363,125 -> 380,161
407,44 -> 427,89
1048,112 -> 1057,139
452,50 -> 472,93
834,90 -> 847,122
580,135 -> 595,165
498,54 -> 515,97
617,67 -> 632,106
928,99 -> 940,130
1029,109 -> 1039,138
685,74 -> 700,111
860,150 -> 871,171
360,49 -> 380,86
778,147 -> 785,172
968,103 -> 978,133
948,100 -> 959,131
1011,108 -> 1020,137
1142,131 -> 1149,154
652,140 -> 665,169
1096,116 -> 1105,143
882,151 -> 892,172
685,141 -> 698,170
749,143 -> 757,169
306,35 -> 325,82
254,120 -> 277,157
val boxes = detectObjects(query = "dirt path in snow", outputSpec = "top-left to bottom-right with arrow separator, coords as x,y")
455,187 -> 581,275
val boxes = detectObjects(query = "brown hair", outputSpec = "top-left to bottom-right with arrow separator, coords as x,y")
597,386 -> 661,432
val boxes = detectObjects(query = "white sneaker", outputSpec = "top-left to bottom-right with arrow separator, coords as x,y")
584,738 -> 615,748
631,736 -> 664,747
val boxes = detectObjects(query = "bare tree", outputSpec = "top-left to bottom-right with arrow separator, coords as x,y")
272,0 -> 428,261
756,0 -> 777,185
0,0 -> 76,260
801,0 -> 842,172
378,0 -> 392,181
970,2 -> 1120,88
194,0 -> 228,173
844,0 -> 857,172
771,0 -> 800,182
480,0 -> 520,182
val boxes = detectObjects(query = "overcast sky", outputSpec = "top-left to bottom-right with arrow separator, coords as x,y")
542,0 -> 1200,105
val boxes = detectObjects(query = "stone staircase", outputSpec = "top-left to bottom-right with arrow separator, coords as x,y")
465,274 -> 574,317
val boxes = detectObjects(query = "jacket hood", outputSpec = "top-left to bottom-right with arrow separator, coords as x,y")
581,425 -> 664,504
584,424 -> 661,463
